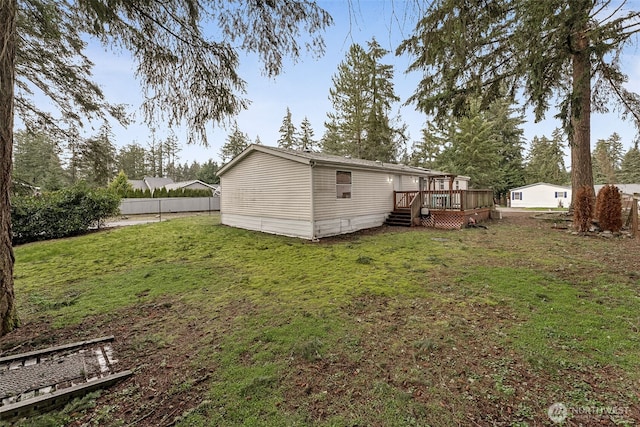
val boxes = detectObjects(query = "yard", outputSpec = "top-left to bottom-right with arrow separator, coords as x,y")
2,213 -> 640,426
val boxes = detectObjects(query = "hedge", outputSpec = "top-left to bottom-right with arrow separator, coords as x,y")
124,188 -> 213,198
11,185 -> 121,245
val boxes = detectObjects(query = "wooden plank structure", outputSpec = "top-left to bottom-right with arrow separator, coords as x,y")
0,336 -> 132,421
390,176 -> 494,229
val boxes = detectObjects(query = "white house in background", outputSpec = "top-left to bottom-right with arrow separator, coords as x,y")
509,182 -> 571,208
217,144 -> 469,239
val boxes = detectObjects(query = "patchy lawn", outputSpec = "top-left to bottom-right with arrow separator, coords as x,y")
2,213 -> 640,426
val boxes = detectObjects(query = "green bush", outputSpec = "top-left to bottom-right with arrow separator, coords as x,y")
11,184 -> 121,245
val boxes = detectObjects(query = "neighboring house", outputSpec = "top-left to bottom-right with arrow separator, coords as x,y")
217,144 -> 473,239
128,176 -> 218,195
595,184 -> 640,198
165,180 -> 219,194
509,183 -> 571,208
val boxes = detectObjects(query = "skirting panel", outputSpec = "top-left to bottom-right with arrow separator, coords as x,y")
221,213 -> 314,239
313,213 -> 387,239
422,209 -> 491,230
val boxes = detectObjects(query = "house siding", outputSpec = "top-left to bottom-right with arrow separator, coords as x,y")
311,166 -> 420,238
220,151 -> 311,220
510,183 -> 571,208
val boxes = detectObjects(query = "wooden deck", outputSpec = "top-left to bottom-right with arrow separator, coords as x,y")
391,190 -> 495,229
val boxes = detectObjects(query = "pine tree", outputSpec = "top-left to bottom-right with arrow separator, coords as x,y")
13,130 -> 67,190
117,143 -> 147,180
78,123 -> 117,187
298,117 -> 317,151
320,118 -> 344,156
362,38 -> 401,162
592,133 -> 624,184
220,122 -> 250,163
410,124 -> 445,169
277,107 -> 297,149
325,39 -> 403,162
525,129 -> 569,185
487,98 -> 526,203
108,170 -> 133,197
618,141 -> 640,183
440,99 -> 501,189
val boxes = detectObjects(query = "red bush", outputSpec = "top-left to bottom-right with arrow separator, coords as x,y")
573,185 -> 594,232
596,184 -> 622,232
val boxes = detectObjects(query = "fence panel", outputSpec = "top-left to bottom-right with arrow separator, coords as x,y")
119,197 -> 220,215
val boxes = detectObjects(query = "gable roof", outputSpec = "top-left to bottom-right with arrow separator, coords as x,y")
218,144 -> 463,178
144,176 -> 174,190
510,182 -> 572,192
164,180 -> 218,191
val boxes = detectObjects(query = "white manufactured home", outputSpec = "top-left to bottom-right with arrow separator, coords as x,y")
509,182 -> 572,208
218,145 -> 471,239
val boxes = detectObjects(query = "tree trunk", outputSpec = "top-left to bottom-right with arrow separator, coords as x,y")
0,0 -> 18,335
570,29 -> 595,207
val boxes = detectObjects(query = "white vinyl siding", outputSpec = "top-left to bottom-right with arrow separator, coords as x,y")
220,151 -> 311,221
509,183 -> 571,208
312,166 -> 419,221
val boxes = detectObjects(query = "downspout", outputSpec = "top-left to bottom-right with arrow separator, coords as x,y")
310,160 -> 317,240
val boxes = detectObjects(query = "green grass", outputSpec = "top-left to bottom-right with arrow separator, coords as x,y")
8,214 -> 640,426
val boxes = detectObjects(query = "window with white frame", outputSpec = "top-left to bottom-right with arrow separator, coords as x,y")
554,191 -> 567,198
512,192 -> 522,200
455,180 -> 459,190
438,180 -> 445,190
336,171 -> 352,198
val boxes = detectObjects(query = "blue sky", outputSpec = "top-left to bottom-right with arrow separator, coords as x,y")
73,1 -> 640,165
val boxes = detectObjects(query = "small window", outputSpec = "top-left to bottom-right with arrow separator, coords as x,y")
512,192 -> 522,200
336,171 -> 352,199
554,191 -> 567,198
455,180 -> 459,190
438,180 -> 445,190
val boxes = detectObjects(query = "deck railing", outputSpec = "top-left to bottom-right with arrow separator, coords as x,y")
393,189 -> 494,211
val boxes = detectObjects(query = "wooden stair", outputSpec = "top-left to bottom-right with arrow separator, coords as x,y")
385,209 -> 412,227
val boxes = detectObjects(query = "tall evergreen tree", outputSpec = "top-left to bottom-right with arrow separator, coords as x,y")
320,118 -> 343,156
220,122 -> 250,163
525,129 -> 569,185
410,124 -> 445,169
277,107 -> 297,149
325,43 -> 369,158
78,123 -> 117,187
162,131 -> 181,180
592,132 -> 624,184
298,116 -> 317,151
117,143 -> 148,180
362,38 -> 401,162
324,38 -> 404,162
618,141 -> 640,183
487,98 -> 526,202
439,99 -> 501,189
13,130 -> 66,190
196,159 -> 220,184
398,1 -> 640,206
